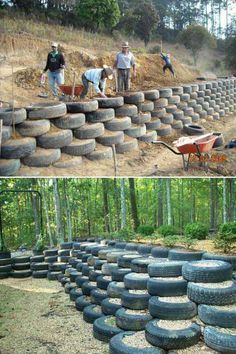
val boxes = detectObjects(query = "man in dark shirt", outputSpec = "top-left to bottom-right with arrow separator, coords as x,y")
43,42 -> 65,97
160,52 -> 175,77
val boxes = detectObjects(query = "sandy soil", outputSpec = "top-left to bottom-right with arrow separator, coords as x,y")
0,277 -> 109,354
15,113 -> 236,177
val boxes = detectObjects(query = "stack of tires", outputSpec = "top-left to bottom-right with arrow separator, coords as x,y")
0,251 -> 12,279
30,254 -> 48,278
183,259 -> 236,353
11,255 -> 32,278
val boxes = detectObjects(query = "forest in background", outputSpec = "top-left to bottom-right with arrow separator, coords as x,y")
0,178 -> 235,251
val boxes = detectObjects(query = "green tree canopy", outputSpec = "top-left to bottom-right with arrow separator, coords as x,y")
76,0 -> 120,32
133,0 -> 159,46
225,35 -> 236,72
178,24 -> 217,65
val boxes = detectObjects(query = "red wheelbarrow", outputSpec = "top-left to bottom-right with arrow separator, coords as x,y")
152,133 -> 218,171
59,84 -> 84,97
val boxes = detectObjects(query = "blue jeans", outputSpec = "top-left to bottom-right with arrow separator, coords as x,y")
48,70 -> 64,96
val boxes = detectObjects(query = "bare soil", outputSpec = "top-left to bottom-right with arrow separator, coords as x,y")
0,277 -> 109,354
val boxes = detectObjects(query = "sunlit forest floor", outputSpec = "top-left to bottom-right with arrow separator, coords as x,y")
0,278 -> 109,354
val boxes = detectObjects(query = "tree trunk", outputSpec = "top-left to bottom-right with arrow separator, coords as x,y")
210,179 -> 217,230
166,179 -> 172,225
31,193 -> 41,242
53,178 -> 64,244
223,178 -> 227,223
157,178 -> 163,227
120,178 -> 126,229
102,179 -> 110,233
63,179 -> 72,242
228,178 -> 235,221
128,178 -> 140,231
40,180 -> 54,247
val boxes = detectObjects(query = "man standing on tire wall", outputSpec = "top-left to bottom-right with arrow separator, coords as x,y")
43,42 -> 65,97
114,42 -> 136,92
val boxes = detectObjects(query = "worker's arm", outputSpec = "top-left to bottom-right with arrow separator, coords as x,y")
93,80 -> 106,98
43,54 -> 50,72
131,55 -> 136,78
60,53 -> 66,69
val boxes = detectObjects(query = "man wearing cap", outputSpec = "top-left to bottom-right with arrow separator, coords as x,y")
80,66 -> 113,99
160,52 -> 175,77
114,42 -> 136,92
43,42 -> 65,96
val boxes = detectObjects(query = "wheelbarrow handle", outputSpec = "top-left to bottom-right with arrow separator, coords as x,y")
152,140 -> 182,155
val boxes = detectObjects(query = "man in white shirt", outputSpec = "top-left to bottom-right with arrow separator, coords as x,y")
114,42 -> 136,92
80,66 -> 113,99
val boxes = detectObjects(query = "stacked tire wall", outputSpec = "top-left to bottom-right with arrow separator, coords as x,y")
0,77 -> 236,175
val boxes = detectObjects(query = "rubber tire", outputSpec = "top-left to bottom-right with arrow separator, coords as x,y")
147,277 -> 188,296
131,258 -> 164,273
124,273 -> 150,290
75,295 -> 91,311
145,320 -> 201,350
74,123 -> 104,139
123,92 -> 145,104
132,113 -> 151,125
104,117 -> 131,131
12,256 -> 30,264
97,275 -> 112,290
0,159 -> 21,176
2,126 -> 12,144
22,148 -> 61,167
149,296 -> 197,320
204,326 -> 236,353
182,260 -> 232,283
109,331 -> 165,354
168,249 -> 204,261
62,138 -> 95,156
101,298 -> 122,315
125,124 -> 146,138
37,129 -> 73,149
0,108 -> 27,126
53,113 -> 85,129
97,97 -> 124,109
107,282 -> 126,298
17,119 -> 51,137
198,304 -> 236,328
156,125 -> 172,137
1,137 -> 36,159
202,253 -> 236,271
12,262 -> 30,271
91,288 -> 108,305
116,308 -> 152,331
96,131 -> 124,146
0,258 -> 12,266
187,281 -> 236,305
86,109 -> 114,123
148,261 -> 186,277
115,105 -> 138,118
121,290 -> 151,310
116,137 -> 138,154
32,270 -> 48,278
27,102 -> 66,119
151,247 -> 169,258
11,270 -> 32,278
31,262 -> 49,271
111,268 -> 131,282
44,249 -> 58,257
183,124 -> 205,136
69,287 -> 83,301
83,304 -> 104,323
66,100 -> 98,113
93,315 -> 123,343
144,90 -> 160,101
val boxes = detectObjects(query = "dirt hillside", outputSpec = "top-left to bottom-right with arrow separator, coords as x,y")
0,32 -> 199,105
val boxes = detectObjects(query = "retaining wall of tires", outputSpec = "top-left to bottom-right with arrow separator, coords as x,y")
0,77 -> 236,175
2,240 -> 236,353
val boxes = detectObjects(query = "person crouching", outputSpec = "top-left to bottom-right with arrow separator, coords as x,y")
80,66 -> 113,99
